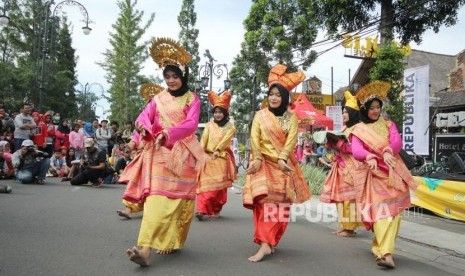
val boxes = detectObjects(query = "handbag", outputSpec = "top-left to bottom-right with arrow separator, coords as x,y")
399,149 -> 416,170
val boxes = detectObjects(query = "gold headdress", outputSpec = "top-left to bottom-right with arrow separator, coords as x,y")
139,83 -> 164,101
355,81 -> 391,105
208,91 -> 232,110
343,91 -> 359,111
268,64 -> 305,91
150,37 -> 192,73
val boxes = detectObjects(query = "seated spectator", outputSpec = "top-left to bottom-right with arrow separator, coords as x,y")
11,139 -> 50,184
301,142 -> 316,165
61,147 -> 79,181
0,144 -> 14,179
115,147 -> 132,176
49,148 -> 69,177
70,138 -> 107,187
318,144 -> 336,170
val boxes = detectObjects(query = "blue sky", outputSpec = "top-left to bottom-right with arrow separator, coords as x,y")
59,0 -> 465,119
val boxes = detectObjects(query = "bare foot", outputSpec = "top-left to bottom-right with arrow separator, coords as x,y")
196,212 -> 205,221
210,213 -> 220,219
248,243 -> 272,262
129,246 -> 150,267
117,210 -> 132,219
156,249 -> 174,255
336,230 -> 356,237
377,254 -> 395,269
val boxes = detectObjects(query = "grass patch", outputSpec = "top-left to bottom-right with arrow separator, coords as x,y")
300,164 -> 327,195
235,165 -> 328,195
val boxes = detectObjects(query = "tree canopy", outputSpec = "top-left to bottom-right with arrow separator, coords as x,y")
97,0 -> 155,124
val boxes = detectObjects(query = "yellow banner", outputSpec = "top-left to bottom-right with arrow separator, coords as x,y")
291,93 -> 334,114
411,176 -> 465,222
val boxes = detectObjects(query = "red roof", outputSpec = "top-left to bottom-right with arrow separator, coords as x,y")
291,93 -> 334,130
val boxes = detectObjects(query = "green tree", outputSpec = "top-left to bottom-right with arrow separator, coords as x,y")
312,0 -> 465,44
177,0 -> 200,87
230,0 -> 318,132
0,0 -> 80,118
369,43 -> 405,127
97,0 -> 155,124
177,0 -> 204,122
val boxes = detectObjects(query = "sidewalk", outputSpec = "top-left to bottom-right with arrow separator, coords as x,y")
232,184 -> 465,273
303,195 -> 465,273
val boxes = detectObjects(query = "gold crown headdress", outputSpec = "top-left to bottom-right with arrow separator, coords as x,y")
150,38 -> 192,74
343,91 -> 359,111
355,81 -> 391,105
208,91 -> 232,110
140,83 -> 164,101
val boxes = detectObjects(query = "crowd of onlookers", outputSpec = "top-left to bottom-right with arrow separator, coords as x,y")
0,101 -> 136,193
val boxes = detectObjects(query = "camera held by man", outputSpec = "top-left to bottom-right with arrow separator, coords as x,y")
11,139 -> 50,184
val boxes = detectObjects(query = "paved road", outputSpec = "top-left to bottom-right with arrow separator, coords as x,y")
0,179 -> 463,276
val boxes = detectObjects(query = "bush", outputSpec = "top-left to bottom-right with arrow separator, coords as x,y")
300,164 -> 327,195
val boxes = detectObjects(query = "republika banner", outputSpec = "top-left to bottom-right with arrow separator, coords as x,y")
403,65 -> 430,155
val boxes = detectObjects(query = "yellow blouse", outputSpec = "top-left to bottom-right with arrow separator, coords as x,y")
200,121 -> 236,158
250,111 -> 298,163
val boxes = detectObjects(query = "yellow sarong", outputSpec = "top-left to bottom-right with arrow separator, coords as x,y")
137,195 -> 195,250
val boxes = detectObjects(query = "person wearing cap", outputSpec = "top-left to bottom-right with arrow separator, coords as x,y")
70,137 -> 107,187
242,64 -> 311,262
120,38 -> 208,267
96,119 -> 111,155
350,81 -> 418,269
11,139 -> 50,184
196,91 -> 237,221
318,91 -> 364,238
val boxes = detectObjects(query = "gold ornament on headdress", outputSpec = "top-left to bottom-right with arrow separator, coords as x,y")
139,83 -> 164,101
344,91 -> 359,111
150,37 -> 192,69
355,81 -> 391,105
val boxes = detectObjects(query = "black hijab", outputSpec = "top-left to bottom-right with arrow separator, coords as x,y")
359,98 -> 383,124
163,65 -> 189,97
267,84 -> 289,117
57,120 -> 71,134
212,106 -> 229,127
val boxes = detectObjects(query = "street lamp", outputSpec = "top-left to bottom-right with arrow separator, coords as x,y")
1,1 -> 93,112
197,49 -> 230,120
198,49 -> 230,92
65,82 -> 103,121
35,1 -> 93,113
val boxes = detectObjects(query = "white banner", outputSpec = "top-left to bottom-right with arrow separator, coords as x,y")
326,106 -> 343,131
403,65 -> 430,155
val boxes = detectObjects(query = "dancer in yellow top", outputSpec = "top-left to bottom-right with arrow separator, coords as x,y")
243,64 -> 311,262
196,90 -> 237,220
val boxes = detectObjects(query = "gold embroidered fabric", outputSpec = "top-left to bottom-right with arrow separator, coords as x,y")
365,118 -> 389,139
157,92 -> 195,129
250,111 -> 298,162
